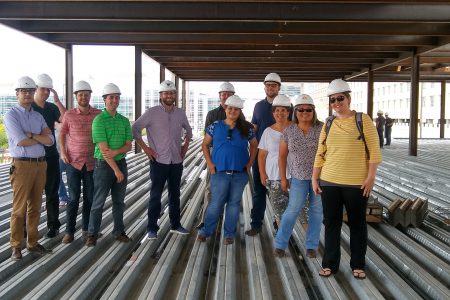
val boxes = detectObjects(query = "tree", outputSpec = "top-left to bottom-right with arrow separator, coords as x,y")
0,117 -> 8,150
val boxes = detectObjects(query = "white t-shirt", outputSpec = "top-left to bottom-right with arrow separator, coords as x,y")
258,127 -> 291,180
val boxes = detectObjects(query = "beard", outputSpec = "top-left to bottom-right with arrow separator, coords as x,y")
162,98 -> 175,106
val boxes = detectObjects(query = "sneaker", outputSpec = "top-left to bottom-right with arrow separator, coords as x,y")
46,228 -> 59,238
62,233 -> 74,244
245,228 -> 261,236
116,232 -> 131,243
223,238 -> 234,245
170,226 -> 190,235
85,236 -> 97,247
274,248 -> 285,257
11,248 -> 22,261
306,249 -> 316,258
197,234 -> 207,242
147,230 -> 158,240
27,243 -> 51,255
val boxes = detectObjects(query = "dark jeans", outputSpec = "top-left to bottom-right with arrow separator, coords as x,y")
147,161 -> 183,232
88,159 -> 128,237
58,159 -> 69,200
250,160 -> 267,230
65,164 -> 94,234
385,127 -> 392,145
321,185 -> 368,272
377,129 -> 384,148
45,155 -> 61,230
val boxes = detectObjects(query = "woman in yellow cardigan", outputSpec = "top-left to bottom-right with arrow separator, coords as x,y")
312,79 -> 382,280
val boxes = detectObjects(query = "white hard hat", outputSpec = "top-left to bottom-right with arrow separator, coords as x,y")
36,73 -> 53,89
327,79 -> 351,96
272,94 -> 291,107
264,73 -> 281,85
102,83 -> 121,96
294,94 -> 315,106
15,76 -> 36,90
74,80 -> 92,94
159,80 -> 176,92
377,110 -> 383,114
385,112 -> 389,116
225,95 -> 244,109
219,82 -> 235,93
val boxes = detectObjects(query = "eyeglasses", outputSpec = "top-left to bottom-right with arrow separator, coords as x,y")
295,108 -> 313,113
329,95 -> 346,104
18,89 -> 36,94
227,128 -> 233,140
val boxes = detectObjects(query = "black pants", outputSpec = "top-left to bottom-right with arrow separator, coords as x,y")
377,129 -> 384,148
147,161 -> 183,232
385,127 -> 392,145
321,185 -> 368,272
45,155 -> 61,230
250,160 -> 267,230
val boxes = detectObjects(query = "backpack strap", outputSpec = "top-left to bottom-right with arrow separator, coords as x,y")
322,115 -> 336,146
355,112 -> 370,160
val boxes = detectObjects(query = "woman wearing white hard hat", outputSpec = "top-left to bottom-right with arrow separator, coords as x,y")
198,95 -> 258,245
274,94 -> 323,259
312,79 -> 381,279
257,94 -> 291,229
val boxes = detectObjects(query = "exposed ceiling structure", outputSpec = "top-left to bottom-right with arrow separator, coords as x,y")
2,0 -> 450,82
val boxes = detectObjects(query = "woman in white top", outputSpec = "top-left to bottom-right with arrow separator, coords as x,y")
258,94 -> 292,227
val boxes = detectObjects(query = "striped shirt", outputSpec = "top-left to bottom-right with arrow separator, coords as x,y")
60,106 -> 101,171
314,113 -> 382,186
4,104 -> 53,158
92,109 -> 133,161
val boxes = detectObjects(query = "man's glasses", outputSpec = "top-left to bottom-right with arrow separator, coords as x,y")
329,95 -> 346,104
295,108 -> 313,113
227,129 -> 233,140
18,89 -> 36,94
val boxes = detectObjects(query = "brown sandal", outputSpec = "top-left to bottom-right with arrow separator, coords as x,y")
319,268 -> 332,277
352,269 -> 366,280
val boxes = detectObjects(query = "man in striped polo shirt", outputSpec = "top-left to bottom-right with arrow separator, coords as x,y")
60,81 -> 101,243
85,83 -> 133,247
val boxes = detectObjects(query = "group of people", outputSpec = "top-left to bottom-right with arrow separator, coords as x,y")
375,110 -> 394,148
196,74 -> 381,281
5,75 -> 192,260
6,72 -> 382,280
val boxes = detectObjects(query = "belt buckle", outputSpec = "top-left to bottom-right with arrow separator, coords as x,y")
225,170 -> 233,175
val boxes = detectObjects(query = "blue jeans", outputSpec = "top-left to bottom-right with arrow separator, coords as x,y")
275,178 -> 323,251
65,164 -> 94,234
88,159 -> 128,237
199,172 -> 248,238
147,161 -> 183,232
58,159 -> 69,200
250,161 -> 267,230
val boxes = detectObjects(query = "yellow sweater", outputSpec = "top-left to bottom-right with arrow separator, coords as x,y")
314,113 -> 382,185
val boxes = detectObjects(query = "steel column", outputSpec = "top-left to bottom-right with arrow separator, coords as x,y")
160,65 -> 165,83
367,68 -> 374,119
440,81 -> 446,139
409,51 -> 419,156
135,45 -> 143,153
64,44 -> 73,109
182,80 -> 187,111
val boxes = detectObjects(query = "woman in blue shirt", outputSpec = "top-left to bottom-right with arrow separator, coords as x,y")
198,95 -> 258,245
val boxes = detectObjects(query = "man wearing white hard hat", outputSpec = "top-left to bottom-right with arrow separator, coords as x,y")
32,73 -> 66,238
132,80 -> 193,240
86,83 -> 133,246
246,72 -> 284,236
59,81 -> 101,244
375,110 -> 385,148
5,76 -> 54,259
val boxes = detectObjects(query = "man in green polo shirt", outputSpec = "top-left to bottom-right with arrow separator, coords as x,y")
86,83 -> 133,247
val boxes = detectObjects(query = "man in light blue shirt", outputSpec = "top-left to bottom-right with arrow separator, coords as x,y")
4,76 -> 54,260
132,80 -> 192,240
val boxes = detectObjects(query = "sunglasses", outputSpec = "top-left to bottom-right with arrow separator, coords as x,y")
329,95 -> 346,104
18,89 -> 36,94
227,128 -> 233,140
295,108 -> 313,113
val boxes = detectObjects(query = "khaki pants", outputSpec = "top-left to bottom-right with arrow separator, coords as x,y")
10,160 -> 47,248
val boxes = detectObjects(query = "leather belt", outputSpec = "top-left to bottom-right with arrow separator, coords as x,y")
221,170 -> 243,175
13,156 -> 46,162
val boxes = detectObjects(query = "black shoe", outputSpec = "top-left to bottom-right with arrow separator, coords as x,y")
46,228 -> 59,238
245,228 -> 262,236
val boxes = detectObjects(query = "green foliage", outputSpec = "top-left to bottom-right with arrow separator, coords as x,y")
0,117 -> 8,150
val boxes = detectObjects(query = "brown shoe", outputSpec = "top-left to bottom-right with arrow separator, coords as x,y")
115,232 -> 131,243
27,243 -> 51,255
245,228 -> 261,236
85,236 -> 97,247
62,233 -> 74,244
197,234 -> 207,242
306,249 -> 316,258
223,238 -> 234,245
274,248 -> 285,257
11,248 -> 22,260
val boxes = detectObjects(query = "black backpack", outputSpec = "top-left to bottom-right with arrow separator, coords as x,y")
321,112 -> 370,159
